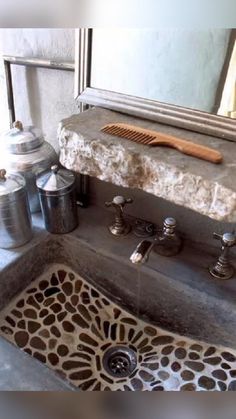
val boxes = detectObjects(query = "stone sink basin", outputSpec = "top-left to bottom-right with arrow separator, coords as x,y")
1,208 -> 236,391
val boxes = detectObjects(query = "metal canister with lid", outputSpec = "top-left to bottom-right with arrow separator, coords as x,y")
0,169 -> 32,249
36,165 -> 78,234
0,121 -> 58,213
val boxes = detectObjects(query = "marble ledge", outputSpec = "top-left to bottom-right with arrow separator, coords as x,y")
58,107 -> 236,223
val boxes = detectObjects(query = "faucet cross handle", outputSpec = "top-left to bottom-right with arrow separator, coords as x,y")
105,195 -> 133,236
105,196 -> 133,209
209,232 -> 236,280
213,232 -> 236,248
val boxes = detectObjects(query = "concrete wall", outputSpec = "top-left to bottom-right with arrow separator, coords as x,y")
0,29 -> 77,152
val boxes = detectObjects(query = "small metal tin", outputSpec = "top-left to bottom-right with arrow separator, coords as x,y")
36,165 -> 78,234
0,169 -> 32,249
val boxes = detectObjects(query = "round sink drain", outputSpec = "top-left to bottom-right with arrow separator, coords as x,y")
102,346 -> 137,378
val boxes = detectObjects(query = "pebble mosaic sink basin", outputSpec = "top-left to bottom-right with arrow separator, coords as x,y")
1,263 -> 236,391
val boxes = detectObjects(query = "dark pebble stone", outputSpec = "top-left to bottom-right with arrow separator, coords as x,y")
221,362 -> 231,370
49,339 -> 57,350
51,274 -> 59,286
152,336 -> 174,346
198,376 -> 216,390
39,309 -> 48,318
69,273 -> 75,280
131,378 -> 143,390
44,287 -> 60,298
181,370 -> 195,381
43,314 -> 56,326
34,352 -> 46,363
11,309 -> 22,319
57,312 -> 67,323
30,336 -> 46,351
204,347 -> 216,357
91,288 -> 99,298
175,348 -> 187,359
71,295 -> 79,306
161,357 -> 169,367
58,270 -> 67,283
181,383 -> 196,391
57,293 -> 66,304
6,316 -> 15,327
171,362 -> 181,372
184,361 -> 205,372
75,279 -> 82,293
35,293 -> 44,303
62,360 -> 90,370
230,370 -> 236,378
228,381 -> 236,391
69,370 -> 93,381
139,370 -> 155,382
221,352 -> 236,363
1,326 -> 13,335
51,326 -> 61,338
72,314 -> 89,329
26,296 -> 40,310
17,320 -> 26,329
80,333 -> 98,347
162,345 -> 174,355
203,357 -> 222,366
78,305 -> 92,322
43,297 -> 55,307
145,362 -> 159,371
15,331 -> 29,348
57,344 -> 69,357
24,309 -> 37,320
48,353 -> 60,366
65,302 -> 76,314
212,369 -> 228,381
81,292 -> 90,304
189,352 -> 200,360
39,329 -> 50,338
218,381 -> 227,391
79,379 -> 97,391
16,299 -> 25,308
28,321 -> 41,334
39,280 -> 49,291
152,386 -> 164,391
62,282 -> 73,297
51,303 -> 62,314
62,321 -> 75,333
144,326 -> 157,337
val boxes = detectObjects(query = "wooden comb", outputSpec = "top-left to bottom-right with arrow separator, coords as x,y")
101,123 -> 223,164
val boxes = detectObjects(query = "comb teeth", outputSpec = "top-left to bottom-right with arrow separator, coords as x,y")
101,124 -> 154,145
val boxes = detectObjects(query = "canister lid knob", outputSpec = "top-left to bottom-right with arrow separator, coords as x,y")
51,165 -> 59,174
13,121 -> 23,131
0,169 -> 6,181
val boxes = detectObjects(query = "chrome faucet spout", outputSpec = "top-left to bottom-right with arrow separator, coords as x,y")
130,239 -> 156,264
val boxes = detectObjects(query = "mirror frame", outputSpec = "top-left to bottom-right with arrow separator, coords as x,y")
75,28 -> 236,142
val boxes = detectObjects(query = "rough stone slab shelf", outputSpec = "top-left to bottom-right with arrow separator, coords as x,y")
58,107 -> 236,222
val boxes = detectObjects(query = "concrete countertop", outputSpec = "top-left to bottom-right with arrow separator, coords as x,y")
0,214 -> 74,391
0,206 -> 236,390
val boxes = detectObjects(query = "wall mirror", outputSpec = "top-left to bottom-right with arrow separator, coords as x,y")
75,28 -> 236,142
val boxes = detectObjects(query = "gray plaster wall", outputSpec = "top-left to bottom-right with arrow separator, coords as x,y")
0,29 -> 78,152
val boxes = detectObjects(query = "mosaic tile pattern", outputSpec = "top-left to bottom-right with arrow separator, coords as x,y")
1,264 -> 236,391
